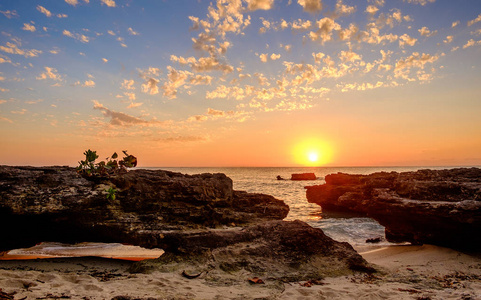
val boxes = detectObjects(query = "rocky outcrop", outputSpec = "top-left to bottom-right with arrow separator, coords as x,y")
305,168 -> 481,249
291,173 -> 317,180
0,166 -> 288,251
0,165 -> 373,279
132,220 -> 373,281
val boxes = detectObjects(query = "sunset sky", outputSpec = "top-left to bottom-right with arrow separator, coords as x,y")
1,0 -> 481,167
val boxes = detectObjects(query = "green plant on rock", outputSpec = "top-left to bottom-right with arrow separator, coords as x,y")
106,187 -> 117,201
77,149 -> 137,178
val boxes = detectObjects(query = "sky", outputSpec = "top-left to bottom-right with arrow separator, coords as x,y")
1,0 -> 481,167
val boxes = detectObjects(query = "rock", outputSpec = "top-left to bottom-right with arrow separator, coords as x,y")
305,168 -> 481,249
0,166 -> 288,252
291,173 -> 317,180
366,237 -> 382,244
130,220 -> 374,281
276,175 -> 284,180
0,165 -> 374,281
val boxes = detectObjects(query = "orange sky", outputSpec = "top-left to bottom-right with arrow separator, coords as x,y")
1,0 -> 481,167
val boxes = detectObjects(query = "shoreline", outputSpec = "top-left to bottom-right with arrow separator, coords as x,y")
1,244 -> 480,299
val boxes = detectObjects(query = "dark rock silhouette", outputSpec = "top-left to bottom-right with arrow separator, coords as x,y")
305,168 -> 481,249
291,173 -> 317,180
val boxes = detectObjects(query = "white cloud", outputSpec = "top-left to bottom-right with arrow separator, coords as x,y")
22,23 -> 36,32
308,18 -> 341,44
399,34 -> 417,47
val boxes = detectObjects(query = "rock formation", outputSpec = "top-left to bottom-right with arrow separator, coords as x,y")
291,173 -> 317,180
305,168 -> 481,249
0,165 -> 373,280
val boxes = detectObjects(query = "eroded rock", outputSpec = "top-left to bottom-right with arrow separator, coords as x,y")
305,168 -> 481,249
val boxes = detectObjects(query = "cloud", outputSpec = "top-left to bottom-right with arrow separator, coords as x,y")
0,116 -> 13,123
37,5 -> 52,17
142,78 -> 160,95
0,10 -> 18,18
444,36 -> 453,44
394,52 -> 440,80
463,39 -> 481,49
128,27 -> 139,35
298,0 -> 323,13
0,40 -> 42,58
127,102 -> 143,109
468,14 -> 481,27
365,5 -> 379,15
101,0 -> 116,7
102,58 -> 108,63
22,23 -> 36,32
82,80 -> 95,87
65,0 -> 79,5
452,21 -> 459,28
36,67 -> 62,81
333,0 -> 356,18
403,0 -> 435,5
63,30 -> 90,43
308,18 -> 341,44
121,79 -> 135,90
399,34 -> 417,47
245,0 -> 274,11
418,26 -> 437,37
93,100 -> 160,126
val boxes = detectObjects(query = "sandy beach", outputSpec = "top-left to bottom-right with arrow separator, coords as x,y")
1,244 -> 480,300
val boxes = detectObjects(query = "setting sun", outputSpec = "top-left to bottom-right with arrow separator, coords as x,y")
308,152 -> 319,163
293,139 -> 333,166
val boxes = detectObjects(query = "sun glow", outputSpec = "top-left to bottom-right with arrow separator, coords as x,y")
293,138 -> 333,166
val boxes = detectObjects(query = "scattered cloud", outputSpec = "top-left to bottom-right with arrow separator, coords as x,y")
37,6 -> 52,17
93,100 -> 160,126
128,27 -> 139,35
468,14 -> 481,27
102,58 -> 108,63
63,30 -> 90,43
418,26 -> 437,37
36,67 -> 62,81
22,23 -> 36,32
0,10 -> 18,19
65,0 -> 79,6
463,39 -> 481,49
298,0 -> 323,13
101,0 -> 116,8
403,0 -> 435,5
452,21 -> 460,28
0,39 -> 42,57
82,80 -> 95,87
245,0 -> 274,11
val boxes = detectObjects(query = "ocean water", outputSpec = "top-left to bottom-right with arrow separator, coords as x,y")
6,166 -> 454,258
161,166 -> 444,248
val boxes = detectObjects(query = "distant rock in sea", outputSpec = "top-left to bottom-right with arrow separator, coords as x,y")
305,168 -> 481,250
291,173 -> 317,180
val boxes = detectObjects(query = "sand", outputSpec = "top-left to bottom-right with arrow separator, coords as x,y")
1,244 -> 480,300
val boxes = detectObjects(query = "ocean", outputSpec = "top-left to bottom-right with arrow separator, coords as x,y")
6,166 -> 454,259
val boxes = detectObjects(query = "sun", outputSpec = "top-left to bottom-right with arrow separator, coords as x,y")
292,138 -> 333,166
308,152 -> 319,162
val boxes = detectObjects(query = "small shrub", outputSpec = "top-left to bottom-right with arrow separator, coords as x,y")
77,149 -> 137,178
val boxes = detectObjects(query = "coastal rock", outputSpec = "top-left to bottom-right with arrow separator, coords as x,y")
0,166 -> 288,251
131,220 -> 374,281
0,165 -> 374,280
305,168 -> 481,249
291,173 -> 317,180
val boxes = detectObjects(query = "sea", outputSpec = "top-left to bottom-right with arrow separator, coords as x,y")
5,166 -> 458,259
